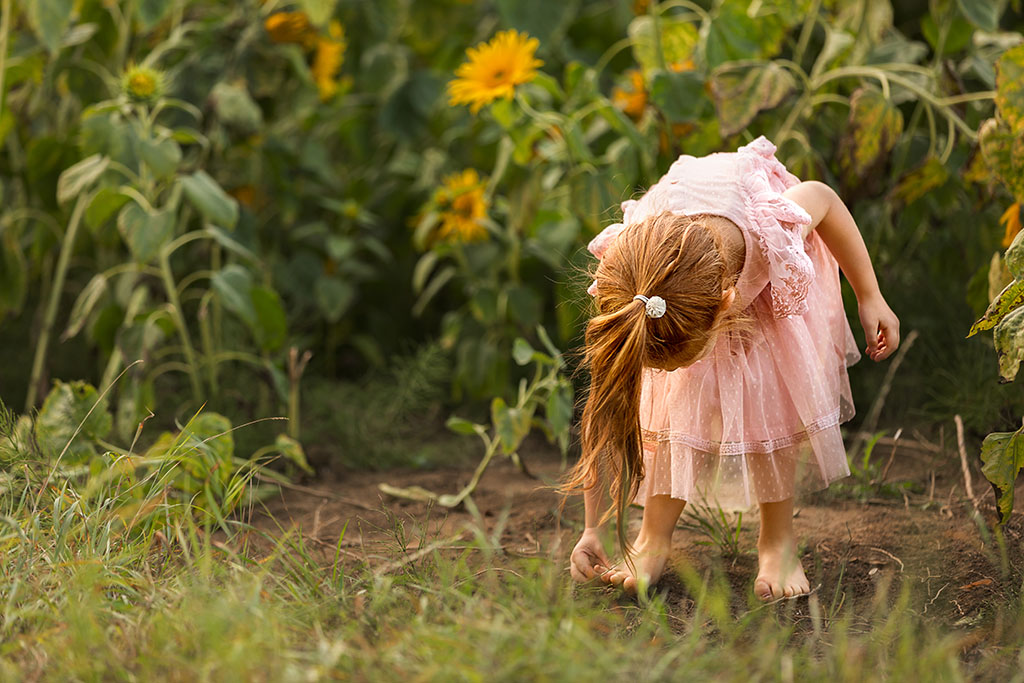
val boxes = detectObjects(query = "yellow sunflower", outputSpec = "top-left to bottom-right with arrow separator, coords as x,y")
312,20 -> 346,101
612,69 -> 647,120
448,29 -> 544,114
264,11 -> 318,48
1000,202 -> 1022,248
433,170 -> 489,243
121,64 -> 165,102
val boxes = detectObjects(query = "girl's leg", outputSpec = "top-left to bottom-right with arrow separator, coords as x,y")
604,494 -> 686,594
755,497 -> 810,600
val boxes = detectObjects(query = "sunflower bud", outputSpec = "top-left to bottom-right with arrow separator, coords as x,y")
121,64 -> 165,103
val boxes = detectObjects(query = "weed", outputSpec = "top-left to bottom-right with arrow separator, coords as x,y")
679,500 -> 745,560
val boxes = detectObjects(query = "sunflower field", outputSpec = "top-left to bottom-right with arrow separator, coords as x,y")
4,0 -> 1024,678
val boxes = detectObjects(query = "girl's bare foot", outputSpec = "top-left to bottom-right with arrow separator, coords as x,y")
601,534 -> 673,594
754,537 -> 810,600
755,497 -> 809,601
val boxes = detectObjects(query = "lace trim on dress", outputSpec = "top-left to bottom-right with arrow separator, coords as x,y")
641,406 -> 843,456
737,137 -> 815,318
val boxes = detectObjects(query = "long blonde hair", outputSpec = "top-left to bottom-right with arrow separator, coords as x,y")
561,212 -> 739,559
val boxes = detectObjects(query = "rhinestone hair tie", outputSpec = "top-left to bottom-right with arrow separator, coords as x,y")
633,294 -> 666,319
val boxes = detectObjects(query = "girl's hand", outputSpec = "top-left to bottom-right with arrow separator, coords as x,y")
570,528 -> 612,583
858,294 -> 900,361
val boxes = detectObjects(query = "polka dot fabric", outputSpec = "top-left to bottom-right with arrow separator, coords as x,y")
588,137 -> 860,510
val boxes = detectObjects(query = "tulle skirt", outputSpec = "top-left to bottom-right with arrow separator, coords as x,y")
634,232 -> 861,510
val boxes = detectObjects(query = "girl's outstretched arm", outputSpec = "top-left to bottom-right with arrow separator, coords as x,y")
569,479 -> 612,583
782,181 -> 901,361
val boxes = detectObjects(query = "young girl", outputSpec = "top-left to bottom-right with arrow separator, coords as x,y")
564,137 -> 899,600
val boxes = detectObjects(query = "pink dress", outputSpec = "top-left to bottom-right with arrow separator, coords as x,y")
587,137 -> 861,510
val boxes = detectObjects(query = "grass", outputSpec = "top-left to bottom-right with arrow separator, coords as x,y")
4,450 -> 1024,682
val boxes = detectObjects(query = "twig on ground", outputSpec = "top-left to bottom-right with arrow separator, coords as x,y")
877,427 -> 903,484
954,415 -> 981,513
923,582 -> 949,614
373,531 -> 470,577
868,546 -> 904,572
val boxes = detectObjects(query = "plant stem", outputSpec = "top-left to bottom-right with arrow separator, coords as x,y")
25,194 -> 89,409
159,246 -> 204,403
0,0 -> 11,124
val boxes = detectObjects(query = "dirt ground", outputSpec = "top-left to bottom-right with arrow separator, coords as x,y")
250,431 -> 1024,629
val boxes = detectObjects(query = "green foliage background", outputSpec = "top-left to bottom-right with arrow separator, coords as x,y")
2,0 -> 1024,458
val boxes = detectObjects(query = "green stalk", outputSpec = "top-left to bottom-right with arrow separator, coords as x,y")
159,243 -> 203,403
26,194 -> 89,409
0,0 -> 12,124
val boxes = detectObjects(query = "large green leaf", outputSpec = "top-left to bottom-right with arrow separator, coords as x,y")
980,424 -> 1024,524
705,2 -> 784,69
649,70 -> 706,123
497,0 -> 578,47
27,0 -> 73,54
491,397 -> 532,455
136,0 -> 172,29
251,286 -> 287,351
979,118 -> 1024,202
210,81 -> 263,133
57,154 -> 109,205
996,44 -> 1024,133
315,275 -> 356,323
85,187 -> 130,232
628,16 -> 699,74
211,265 -> 256,328
710,61 -> 795,137
995,305 -> 1024,382
956,0 -> 1003,32
839,87 -> 903,182
546,380 -> 574,453
35,381 -> 113,462
117,201 -> 175,264
180,171 -> 238,229
138,136 -> 182,179
969,278 -> 1024,337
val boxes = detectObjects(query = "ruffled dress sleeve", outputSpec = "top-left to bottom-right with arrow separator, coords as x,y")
737,137 -> 814,318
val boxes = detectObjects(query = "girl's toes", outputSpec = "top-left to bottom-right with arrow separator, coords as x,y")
622,576 -> 637,594
754,578 -> 774,601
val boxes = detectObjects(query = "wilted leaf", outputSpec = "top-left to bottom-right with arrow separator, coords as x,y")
57,154 -> 109,204
995,305 -> 1024,382
35,380 -> 113,462
996,44 -> 1024,133
979,118 -> 1024,202
839,87 -> 903,182
117,201 -> 175,264
180,171 -> 239,229
968,279 -> 1024,336
710,62 -> 795,137
628,16 -> 699,74
891,157 -> 949,205
1006,227 -> 1024,279
274,434 -> 313,474
63,273 -> 109,341
980,425 -> 1024,524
